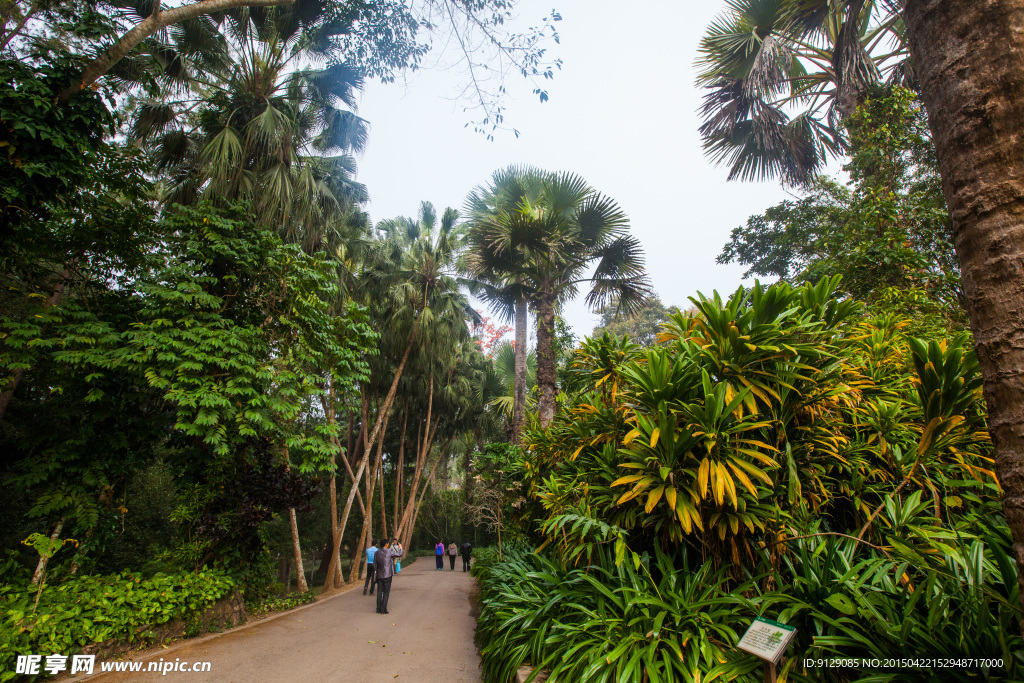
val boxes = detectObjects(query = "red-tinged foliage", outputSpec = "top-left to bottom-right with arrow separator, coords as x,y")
473,313 -> 512,356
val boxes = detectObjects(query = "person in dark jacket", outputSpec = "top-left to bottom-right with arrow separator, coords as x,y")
460,541 -> 472,572
373,539 -> 404,615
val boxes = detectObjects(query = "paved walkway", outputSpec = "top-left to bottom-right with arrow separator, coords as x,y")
91,557 -> 481,682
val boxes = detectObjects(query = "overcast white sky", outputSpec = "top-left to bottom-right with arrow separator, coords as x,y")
353,0 -> 792,340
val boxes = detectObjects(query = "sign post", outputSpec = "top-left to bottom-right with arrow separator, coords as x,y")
736,616 -> 796,683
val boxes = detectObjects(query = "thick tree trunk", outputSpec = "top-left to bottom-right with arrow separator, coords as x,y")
511,296 -> 529,443
535,296 -> 558,428
904,0 -> 1024,606
288,508 -> 307,592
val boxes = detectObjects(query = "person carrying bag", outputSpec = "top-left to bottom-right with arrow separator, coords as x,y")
447,542 -> 458,570
373,539 -> 404,615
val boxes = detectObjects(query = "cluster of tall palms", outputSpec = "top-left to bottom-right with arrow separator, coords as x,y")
463,165 -> 653,434
131,2 -> 370,253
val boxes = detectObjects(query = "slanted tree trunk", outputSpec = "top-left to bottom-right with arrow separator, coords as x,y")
288,508 -> 307,592
394,403 -> 408,533
904,0 -> 1024,605
282,447 -> 307,592
322,406 -> 368,587
319,380 -> 358,589
401,441 -> 450,549
395,375 -> 438,543
511,296 -> 529,443
61,0 -> 294,100
30,519 -> 64,586
534,295 -> 558,428
355,383 -> 399,563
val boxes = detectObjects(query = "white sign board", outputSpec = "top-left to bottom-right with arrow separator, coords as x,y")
737,617 -> 796,664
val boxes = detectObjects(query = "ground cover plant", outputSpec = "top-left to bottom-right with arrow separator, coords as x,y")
0,570 -> 234,682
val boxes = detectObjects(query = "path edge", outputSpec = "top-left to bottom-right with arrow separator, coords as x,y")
63,580 -> 364,681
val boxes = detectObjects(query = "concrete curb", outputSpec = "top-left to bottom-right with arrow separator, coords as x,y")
63,580 -> 363,681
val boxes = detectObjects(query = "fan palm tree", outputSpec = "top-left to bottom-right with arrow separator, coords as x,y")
695,0 -> 907,184
132,4 -> 369,252
464,166 -> 544,443
464,166 -> 652,428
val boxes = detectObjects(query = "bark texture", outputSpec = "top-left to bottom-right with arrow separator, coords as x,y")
288,508 -> 307,592
511,297 -> 528,443
535,296 -> 558,428
904,0 -> 1024,605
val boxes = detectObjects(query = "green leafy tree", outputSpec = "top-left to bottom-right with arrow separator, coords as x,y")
591,296 -> 681,347
2,202 -> 374,573
719,88 -> 964,330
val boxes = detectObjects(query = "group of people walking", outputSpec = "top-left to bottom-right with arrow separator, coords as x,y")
434,540 -> 472,571
362,538 -> 404,615
361,537 -> 471,614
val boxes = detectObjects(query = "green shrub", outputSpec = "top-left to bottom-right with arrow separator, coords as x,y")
0,570 -> 234,682
475,548 -> 761,683
246,590 -> 317,617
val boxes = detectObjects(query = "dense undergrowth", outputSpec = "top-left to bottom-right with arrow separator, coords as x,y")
474,277 -> 1024,682
0,570 -> 234,682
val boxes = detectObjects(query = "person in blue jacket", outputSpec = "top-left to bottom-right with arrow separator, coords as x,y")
362,538 -> 379,595
434,539 -> 444,570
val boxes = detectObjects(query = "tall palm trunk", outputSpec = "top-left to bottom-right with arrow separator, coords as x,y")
905,0 -> 1024,604
377,459 -> 388,538
394,403 -> 408,530
395,375 -> 437,542
320,384 -> 366,589
535,295 -> 558,428
511,296 -> 528,443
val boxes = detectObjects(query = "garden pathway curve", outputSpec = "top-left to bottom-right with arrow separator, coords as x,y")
88,556 -> 481,683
